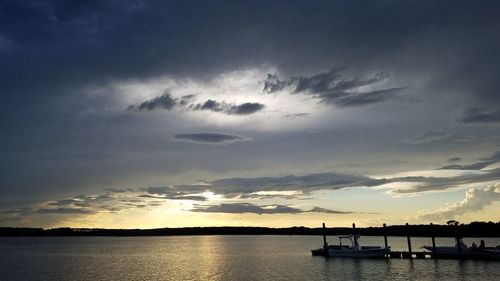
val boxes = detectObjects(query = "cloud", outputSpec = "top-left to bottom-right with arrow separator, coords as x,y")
462,108 -> 500,124
417,185 -> 500,221
133,92 -> 177,111
333,87 -> 404,107
387,168 -> 500,195
227,103 -> 265,115
5,192 -> 156,217
139,194 -> 207,201
202,172 -> 385,197
439,151 -> 500,170
403,130 -> 453,144
308,207 -> 354,214
140,186 -> 208,201
179,94 -> 197,106
131,95 -> 265,115
172,133 -> 251,144
190,202 -> 353,215
194,99 -> 223,112
282,113 -> 308,119
263,69 -> 403,107
103,188 -> 132,193
447,157 -> 462,163
36,207 -> 96,214
192,100 -> 265,115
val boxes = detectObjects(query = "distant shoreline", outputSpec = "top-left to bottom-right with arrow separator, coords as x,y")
1,221 -> 500,237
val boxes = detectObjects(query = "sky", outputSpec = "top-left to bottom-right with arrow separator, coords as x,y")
1,0 -> 500,228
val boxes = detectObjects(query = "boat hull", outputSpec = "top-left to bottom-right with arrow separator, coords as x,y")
485,250 -> 500,260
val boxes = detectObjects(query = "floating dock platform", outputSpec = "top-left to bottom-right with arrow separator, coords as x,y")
312,249 -> 499,260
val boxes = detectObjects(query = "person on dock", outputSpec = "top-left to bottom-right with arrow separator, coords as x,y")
479,240 -> 486,251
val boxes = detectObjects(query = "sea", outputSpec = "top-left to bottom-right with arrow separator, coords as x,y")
1,235 -> 499,281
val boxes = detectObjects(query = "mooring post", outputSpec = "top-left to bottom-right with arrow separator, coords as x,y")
352,223 -> 359,247
383,223 -> 388,248
455,223 -> 462,253
322,222 -> 327,250
406,223 -> 412,257
430,223 -> 436,252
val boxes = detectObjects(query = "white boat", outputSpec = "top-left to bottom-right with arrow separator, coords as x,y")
327,235 -> 390,258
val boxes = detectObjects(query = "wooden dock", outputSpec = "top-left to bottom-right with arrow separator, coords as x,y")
312,222 -> 500,260
386,251 -> 497,260
313,249 -> 499,260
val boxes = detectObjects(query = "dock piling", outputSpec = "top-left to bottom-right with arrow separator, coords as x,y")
383,223 -> 388,248
406,223 -> 412,258
455,223 -> 462,253
322,222 -> 327,250
430,223 -> 436,252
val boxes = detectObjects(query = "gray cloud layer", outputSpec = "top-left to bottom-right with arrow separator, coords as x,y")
190,202 -> 353,215
1,151 -> 499,224
192,100 -> 265,115
440,151 -> 500,170
130,94 -> 265,116
263,69 -> 404,107
462,108 -> 500,124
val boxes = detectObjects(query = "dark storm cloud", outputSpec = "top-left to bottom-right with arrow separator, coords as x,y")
192,100 -> 265,115
2,0 -> 500,108
179,94 -> 197,106
227,103 -> 265,115
194,99 -> 223,112
190,202 -> 353,215
461,108 -> 500,124
130,95 -> 265,115
172,133 -> 250,144
263,69 -> 404,107
134,93 -> 177,111
439,151 -> 500,170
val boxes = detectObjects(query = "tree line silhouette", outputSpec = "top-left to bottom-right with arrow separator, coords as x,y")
1,221 -> 499,237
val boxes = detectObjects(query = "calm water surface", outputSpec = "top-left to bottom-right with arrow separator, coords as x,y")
1,236 -> 499,281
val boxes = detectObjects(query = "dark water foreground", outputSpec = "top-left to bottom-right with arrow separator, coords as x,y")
1,236 -> 499,281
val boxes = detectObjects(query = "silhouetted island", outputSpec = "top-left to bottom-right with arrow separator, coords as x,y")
1,221 -> 499,237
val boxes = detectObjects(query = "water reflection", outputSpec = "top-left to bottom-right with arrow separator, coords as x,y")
0,236 -> 499,281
